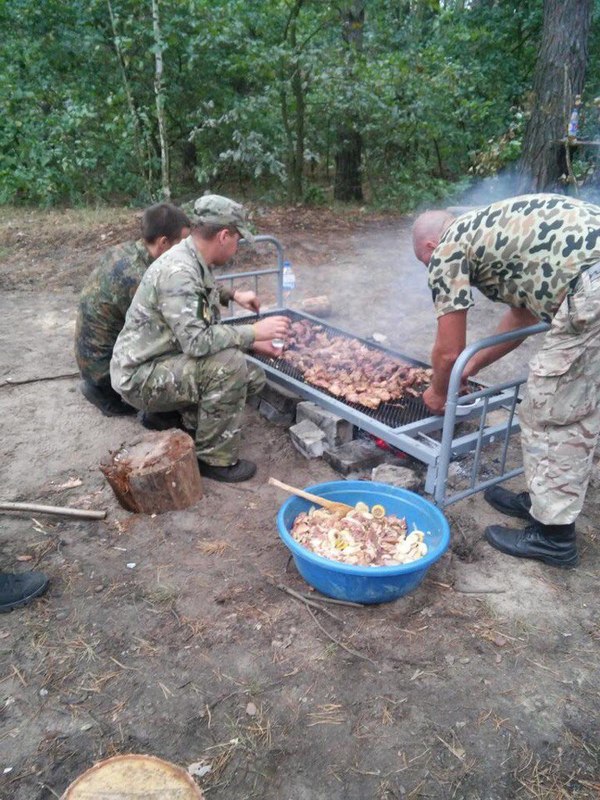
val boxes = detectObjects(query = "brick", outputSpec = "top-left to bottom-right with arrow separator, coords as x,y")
295,401 -> 354,447
371,463 -> 421,491
289,419 -> 326,459
259,380 -> 301,415
258,399 -> 295,426
324,439 -> 387,475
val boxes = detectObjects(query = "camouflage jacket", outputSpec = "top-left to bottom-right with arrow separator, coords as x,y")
428,194 -> 600,323
110,235 -> 254,393
75,239 -> 152,384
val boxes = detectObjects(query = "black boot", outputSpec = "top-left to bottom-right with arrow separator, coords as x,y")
81,380 -> 137,417
140,411 -> 184,431
484,520 -> 578,568
198,459 -> 257,483
0,571 -> 49,612
484,485 -> 532,520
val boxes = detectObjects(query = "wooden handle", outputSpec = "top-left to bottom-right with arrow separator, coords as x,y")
268,477 -> 327,505
0,501 -> 107,520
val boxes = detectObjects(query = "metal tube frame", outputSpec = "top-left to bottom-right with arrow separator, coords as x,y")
432,321 -> 549,507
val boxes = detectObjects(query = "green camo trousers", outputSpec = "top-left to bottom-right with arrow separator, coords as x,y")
122,349 -> 265,466
520,267 -> 600,525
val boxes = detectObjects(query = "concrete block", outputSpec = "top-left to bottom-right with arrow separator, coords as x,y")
324,439 -> 387,475
295,401 -> 354,447
371,463 -> 421,491
260,380 -> 301,414
289,419 -> 326,459
258,399 -> 295,426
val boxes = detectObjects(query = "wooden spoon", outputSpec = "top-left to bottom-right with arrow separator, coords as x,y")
268,477 -> 354,515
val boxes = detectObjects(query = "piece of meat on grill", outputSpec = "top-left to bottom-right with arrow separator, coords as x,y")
280,320 -> 432,409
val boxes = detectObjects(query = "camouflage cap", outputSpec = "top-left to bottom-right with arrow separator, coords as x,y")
190,194 -> 254,243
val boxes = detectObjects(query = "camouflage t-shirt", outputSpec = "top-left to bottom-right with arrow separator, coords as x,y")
110,236 -> 254,394
427,194 -> 600,322
75,239 -> 152,384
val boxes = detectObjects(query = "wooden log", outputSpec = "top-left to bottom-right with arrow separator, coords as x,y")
100,430 -> 203,514
300,294 -> 332,318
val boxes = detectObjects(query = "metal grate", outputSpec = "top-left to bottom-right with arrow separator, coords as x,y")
225,309 -> 438,428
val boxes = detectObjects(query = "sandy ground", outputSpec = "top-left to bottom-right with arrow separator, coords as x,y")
0,206 -> 599,799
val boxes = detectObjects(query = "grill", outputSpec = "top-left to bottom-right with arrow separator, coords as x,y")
218,236 -> 549,508
227,309 -> 457,431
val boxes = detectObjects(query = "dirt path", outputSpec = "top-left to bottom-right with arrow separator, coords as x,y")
0,208 -> 598,799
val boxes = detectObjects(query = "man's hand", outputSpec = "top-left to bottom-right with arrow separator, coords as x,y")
233,290 -> 260,313
423,386 -> 447,415
253,315 -> 290,341
252,340 -> 283,359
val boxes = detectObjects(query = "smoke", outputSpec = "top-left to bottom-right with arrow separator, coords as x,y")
446,169 -> 528,211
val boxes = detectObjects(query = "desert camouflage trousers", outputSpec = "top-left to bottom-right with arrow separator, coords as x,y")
520,263 -> 600,525
118,349 -> 265,466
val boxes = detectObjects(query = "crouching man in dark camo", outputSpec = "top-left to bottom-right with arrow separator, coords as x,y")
110,194 -> 290,483
75,202 -> 190,416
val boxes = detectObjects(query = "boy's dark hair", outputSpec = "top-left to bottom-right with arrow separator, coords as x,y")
141,203 -> 190,243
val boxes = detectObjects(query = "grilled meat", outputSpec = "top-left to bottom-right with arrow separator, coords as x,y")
280,320 -> 432,409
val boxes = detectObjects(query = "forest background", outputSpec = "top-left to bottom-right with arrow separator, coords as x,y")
2,0 -> 600,211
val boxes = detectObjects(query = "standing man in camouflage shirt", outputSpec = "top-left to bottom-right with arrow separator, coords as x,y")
75,203 -> 190,415
412,193 -> 600,568
111,194 -> 290,483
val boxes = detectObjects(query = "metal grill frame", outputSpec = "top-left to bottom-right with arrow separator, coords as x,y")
219,235 -> 550,508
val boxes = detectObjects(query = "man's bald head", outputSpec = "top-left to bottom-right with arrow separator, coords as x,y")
412,210 -> 454,266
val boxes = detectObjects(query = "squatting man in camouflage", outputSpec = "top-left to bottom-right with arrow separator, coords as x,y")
412,193 -> 600,568
75,202 -> 191,416
110,194 -> 290,483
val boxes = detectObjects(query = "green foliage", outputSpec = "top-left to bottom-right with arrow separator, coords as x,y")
0,0 -> 586,208
470,109 -> 527,178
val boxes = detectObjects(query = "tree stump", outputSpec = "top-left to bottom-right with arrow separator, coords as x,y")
61,753 -> 205,799
100,430 -> 203,514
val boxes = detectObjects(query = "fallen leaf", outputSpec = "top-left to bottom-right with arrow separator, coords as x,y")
16,555 -> 33,562
187,761 -> 212,778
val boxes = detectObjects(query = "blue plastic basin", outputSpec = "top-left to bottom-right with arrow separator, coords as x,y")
277,481 -> 450,604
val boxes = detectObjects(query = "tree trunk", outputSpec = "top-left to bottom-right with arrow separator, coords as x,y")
106,0 -> 146,177
151,0 -> 171,200
517,0 -> 592,193
334,127 -> 363,202
181,139 -> 197,184
333,2 -> 364,202
280,0 -> 305,203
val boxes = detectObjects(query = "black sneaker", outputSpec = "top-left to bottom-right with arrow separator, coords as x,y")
140,411 -> 185,431
0,571 -> 49,612
484,485 -> 532,520
198,459 -> 257,483
81,381 -> 137,417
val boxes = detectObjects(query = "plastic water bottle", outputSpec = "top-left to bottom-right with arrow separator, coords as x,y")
282,260 -> 296,307
568,107 -> 579,139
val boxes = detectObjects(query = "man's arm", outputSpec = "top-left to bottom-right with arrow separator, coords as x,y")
423,310 -> 467,414
463,306 -> 539,378
232,289 -> 260,313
